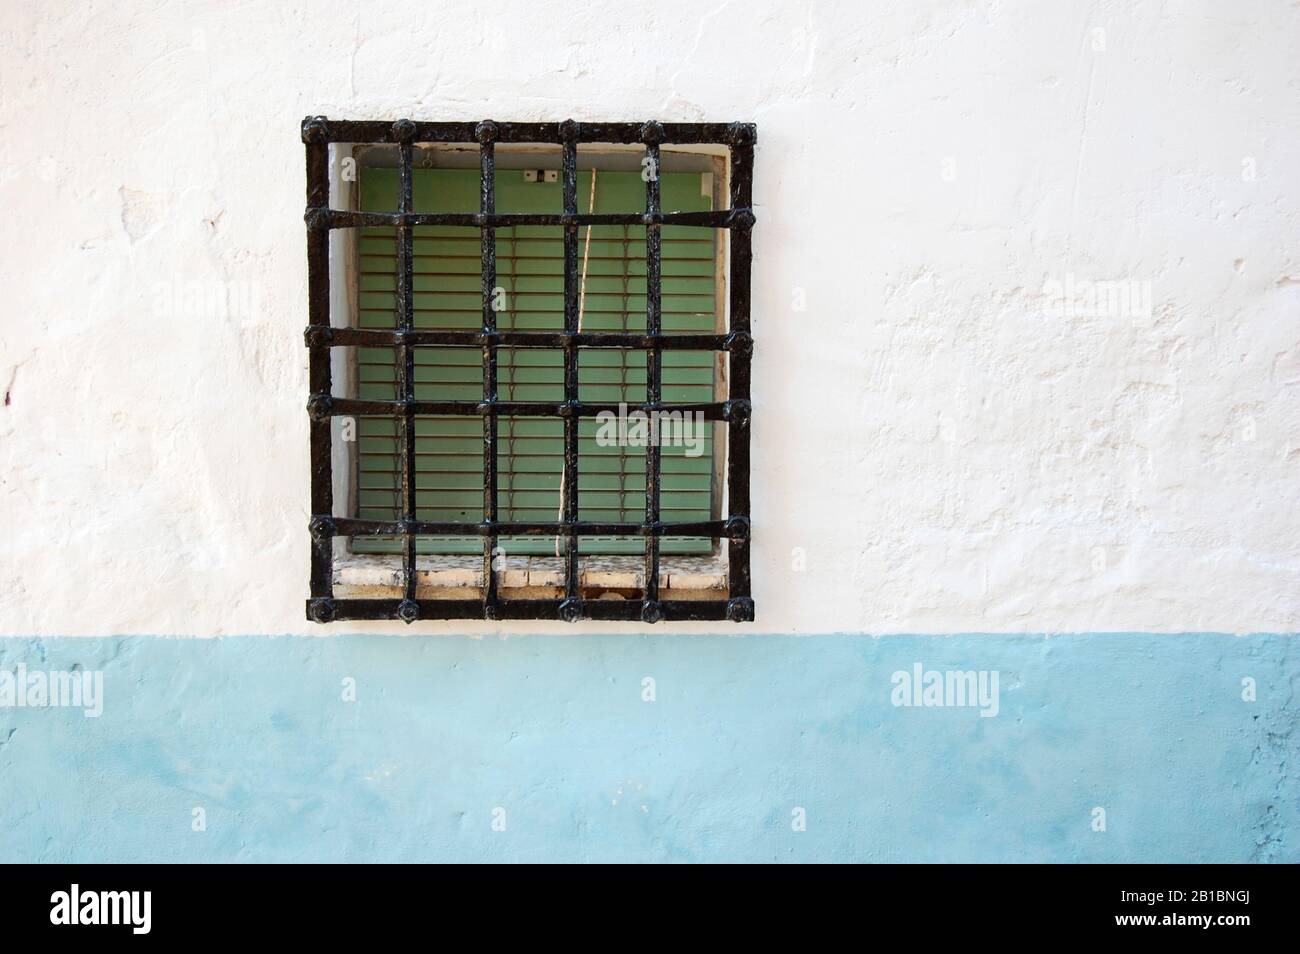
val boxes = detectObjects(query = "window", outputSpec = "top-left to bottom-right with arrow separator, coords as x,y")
303,117 -> 754,623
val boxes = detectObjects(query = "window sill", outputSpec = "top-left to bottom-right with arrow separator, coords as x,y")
333,552 -> 726,600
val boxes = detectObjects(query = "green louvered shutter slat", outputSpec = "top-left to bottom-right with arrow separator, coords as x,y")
354,167 -> 717,555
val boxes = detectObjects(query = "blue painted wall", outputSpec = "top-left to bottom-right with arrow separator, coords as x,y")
0,634 -> 1294,863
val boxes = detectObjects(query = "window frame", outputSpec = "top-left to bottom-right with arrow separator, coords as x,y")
345,151 -> 728,559
303,117 -> 755,624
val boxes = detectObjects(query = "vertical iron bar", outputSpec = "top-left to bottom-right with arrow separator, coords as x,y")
396,124 -> 418,618
561,124 -> 580,617
643,131 -> 663,619
305,122 -> 333,616
478,122 -> 499,617
726,126 -> 755,621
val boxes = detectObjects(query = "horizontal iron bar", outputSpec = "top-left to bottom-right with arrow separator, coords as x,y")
306,118 -> 754,146
328,517 -> 738,538
309,597 -> 742,622
318,209 -> 751,229
317,328 -> 740,351
318,397 -> 742,420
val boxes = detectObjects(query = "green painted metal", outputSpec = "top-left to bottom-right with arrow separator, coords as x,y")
354,167 -> 718,555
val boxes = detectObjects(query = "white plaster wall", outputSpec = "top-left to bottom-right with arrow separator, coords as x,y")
1,0 -> 1297,636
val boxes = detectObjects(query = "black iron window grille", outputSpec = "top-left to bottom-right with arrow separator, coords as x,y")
303,117 -> 755,623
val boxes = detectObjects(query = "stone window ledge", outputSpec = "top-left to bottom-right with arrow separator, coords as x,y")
334,552 -> 726,600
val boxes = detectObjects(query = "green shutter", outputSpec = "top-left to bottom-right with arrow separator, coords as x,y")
353,166 -> 718,556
